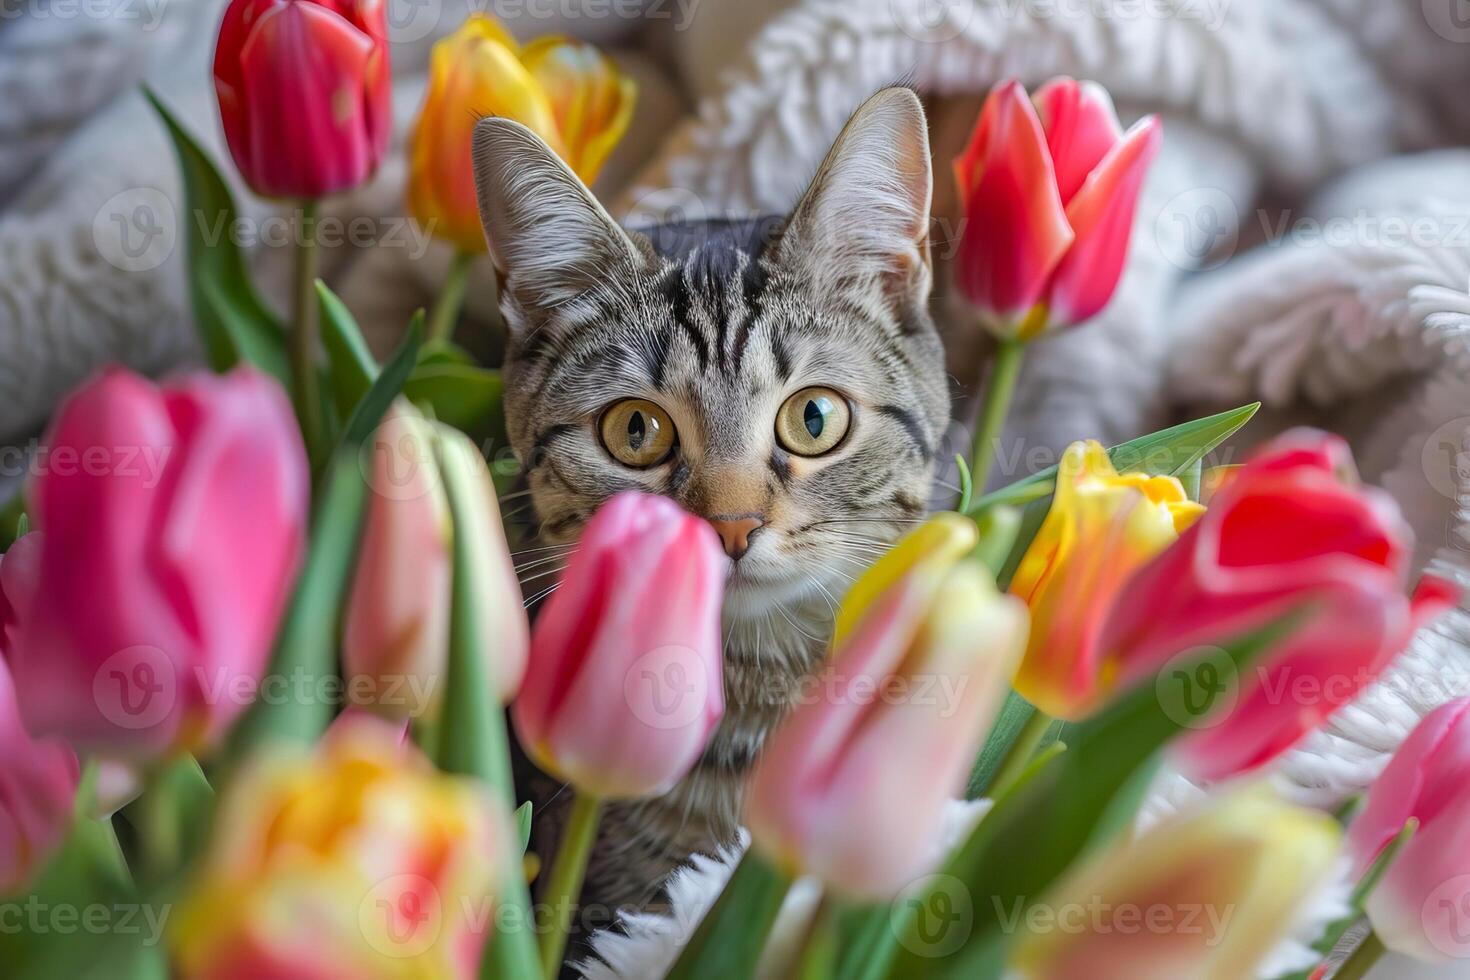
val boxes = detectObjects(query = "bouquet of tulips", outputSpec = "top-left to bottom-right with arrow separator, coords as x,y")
0,4 -> 1463,979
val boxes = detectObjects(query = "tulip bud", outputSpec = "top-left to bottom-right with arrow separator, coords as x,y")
407,15 -> 634,252
1013,788 -> 1341,979
8,368 -> 309,760
213,0 -> 391,199
1350,697 -> 1470,961
1103,430 -> 1459,780
953,77 -> 1161,341
173,713 -> 505,978
511,491 -> 725,799
746,516 -> 1028,900
343,403 -> 527,718
1010,441 -> 1203,719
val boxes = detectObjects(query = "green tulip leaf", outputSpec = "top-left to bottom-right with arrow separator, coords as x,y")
336,313 -> 423,454
404,361 -> 505,442
0,805 -> 165,979
144,89 -> 288,386
432,429 -> 543,979
224,452 -> 366,762
317,279 -> 378,419
966,402 -> 1259,516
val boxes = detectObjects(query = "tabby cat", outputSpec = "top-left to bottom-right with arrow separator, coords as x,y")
470,88 -> 949,944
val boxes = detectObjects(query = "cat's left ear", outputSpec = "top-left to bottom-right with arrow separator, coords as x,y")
779,87 -> 933,301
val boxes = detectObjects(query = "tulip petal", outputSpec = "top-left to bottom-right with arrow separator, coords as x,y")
235,0 -> 382,198
951,81 -> 1075,327
1033,77 -> 1125,205
408,15 -> 562,252
1045,116 -> 1162,327
521,37 -> 637,185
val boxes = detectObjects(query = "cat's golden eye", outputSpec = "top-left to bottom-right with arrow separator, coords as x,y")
776,387 -> 851,457
599,399 -> 677,468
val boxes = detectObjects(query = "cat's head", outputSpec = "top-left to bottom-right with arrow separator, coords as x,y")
472,88 -> 949,619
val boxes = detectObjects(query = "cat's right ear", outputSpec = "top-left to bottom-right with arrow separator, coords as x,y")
471,117 -> 645,330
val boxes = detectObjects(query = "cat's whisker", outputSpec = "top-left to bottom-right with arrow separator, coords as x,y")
498,488 -> 536,503
514,551 -> 575,573
522,582 -> 561,609
773,601 -> 821,644
511,541 -> 576,558
517,564 -> 567,586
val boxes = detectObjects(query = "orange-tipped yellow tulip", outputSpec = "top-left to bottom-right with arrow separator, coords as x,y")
1010,441 -> 1203,719
1012,787 -> 1341,980
173,714 -> 507,979
407,14 -> 635,252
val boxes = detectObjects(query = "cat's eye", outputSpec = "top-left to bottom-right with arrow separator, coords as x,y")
599,399 -> 677,468
776,387 -> 851,457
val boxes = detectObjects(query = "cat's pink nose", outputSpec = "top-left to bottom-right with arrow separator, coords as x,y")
708,516 -> 764,560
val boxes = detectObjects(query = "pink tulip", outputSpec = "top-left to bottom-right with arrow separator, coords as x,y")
953,77 -> 1162,341
1349,697 -> 1470,961
8,368 -> 309,760
1101,429 -> 1459,781
0,653 -> 79,895
512,492 -> 725,799
213,0 -> 391,199
745,516 -> 1028,899
343,404 -> 529,718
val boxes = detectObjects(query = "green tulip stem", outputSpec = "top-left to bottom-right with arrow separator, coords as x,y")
539,791 -> 604,978
969,339 -> 1025,494
291,199 -> 325,463
794,892 -> 840,980
1333,930 -> 1386,980
428,250 -> 474,344
986,706 -> 1053,799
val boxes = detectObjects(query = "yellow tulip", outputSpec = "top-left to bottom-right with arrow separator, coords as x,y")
1012,787 -> 1341,980
407,14 -> 635,253
1010,441 -> 1204,719
173,715 -> 507,979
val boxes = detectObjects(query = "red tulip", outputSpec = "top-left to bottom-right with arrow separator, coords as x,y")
1101,430 -> 1458,780
1349,697 -> 1470,961
953,77 -> 1162,341
8,368 -> 309,760
511,492 -> 725,799
213,0 -> 391,199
